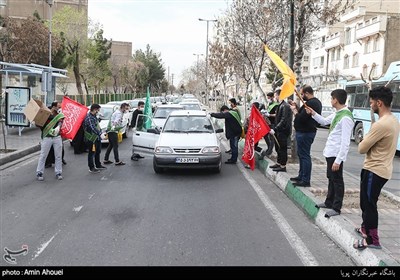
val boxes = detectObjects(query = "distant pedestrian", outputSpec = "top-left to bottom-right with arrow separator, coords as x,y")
290,85 -> 322,187
353,86 -> 400,250
268,89 -> 292,172
36,102 -> 65,181
83,104 -> 106,173
210,105 -> 242,164
229,97 -> 241,122
306,89 -> 354,217
103,103 -> 129,166
130,101 -> 145,161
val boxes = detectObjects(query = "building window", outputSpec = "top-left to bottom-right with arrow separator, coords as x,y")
336,48 -> 341,60
362,64 -> 368,77
344,54 -> 349,69
331,49 -> 335,62
303,66 -> 309,72
321,36 -> 325,48
373,37 -> 380,52
345,28 -> 351,45
352,52 -> 359,67
320,56 -> 324,68
303,55 -> 309,62
364,39 -> 372,54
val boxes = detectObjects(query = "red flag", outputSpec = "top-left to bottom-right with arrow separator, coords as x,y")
242,105 -> 270,170
60,96 -> 89,140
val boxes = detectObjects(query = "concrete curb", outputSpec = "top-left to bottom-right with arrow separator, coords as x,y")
0,144 -> 41,166
239,141 -> 400,266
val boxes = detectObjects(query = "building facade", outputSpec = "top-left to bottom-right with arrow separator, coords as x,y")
303,0 -> 400,105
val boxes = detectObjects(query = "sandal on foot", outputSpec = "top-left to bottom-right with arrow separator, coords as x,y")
353,239 -> 367,250
115,161 -> 126,166
355,227 -> 367,239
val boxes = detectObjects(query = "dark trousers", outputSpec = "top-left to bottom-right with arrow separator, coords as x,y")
296,131 -> 316,183
325,157 -> 344,213
360,169 -> 387,245
104,132 -> 120,162
229,136 -> 239,162
274,132 -> 288,166
87,140 -> 102,169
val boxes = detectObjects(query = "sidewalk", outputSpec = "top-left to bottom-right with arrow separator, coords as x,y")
0,124 -> 41,166
240,140 -> 400,266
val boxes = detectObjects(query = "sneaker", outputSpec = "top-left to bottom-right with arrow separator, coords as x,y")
103,160 -> 113,164
115,161 -> 126,166
89,168 -> 100,173
37,173 -> 44,181
96,165 -> 107,170
56,174 -> 63,180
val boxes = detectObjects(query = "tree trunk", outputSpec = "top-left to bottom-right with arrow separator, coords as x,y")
73,52 -> 84,96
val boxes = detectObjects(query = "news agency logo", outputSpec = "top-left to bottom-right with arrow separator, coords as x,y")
3,245 -> 28,265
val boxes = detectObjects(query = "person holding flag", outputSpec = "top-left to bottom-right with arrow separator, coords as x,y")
242,103 -> 270,170
268,89 -> 292,172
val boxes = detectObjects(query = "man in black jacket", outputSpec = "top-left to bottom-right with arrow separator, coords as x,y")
210,105 -> 242,164
290,85 -> 322,187
269,89 -> 293,172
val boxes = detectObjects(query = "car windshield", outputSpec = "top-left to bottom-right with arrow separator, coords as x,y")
181,104 -> 201,110
154,107 -> 183,119
163,116 -> 213,133
99,107 -> 114,119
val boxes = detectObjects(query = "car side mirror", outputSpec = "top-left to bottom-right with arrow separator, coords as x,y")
215,128 -> 224,133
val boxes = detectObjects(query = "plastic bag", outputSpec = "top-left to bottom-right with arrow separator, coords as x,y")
117,131 -> 123,143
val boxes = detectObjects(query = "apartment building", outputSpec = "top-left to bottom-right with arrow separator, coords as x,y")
303,0 -> 400,104
110,41 -> 132,66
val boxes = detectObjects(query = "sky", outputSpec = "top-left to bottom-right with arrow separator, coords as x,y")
88,0 -> 232,85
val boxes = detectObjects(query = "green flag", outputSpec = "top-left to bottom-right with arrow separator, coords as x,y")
143,86 -> 152,129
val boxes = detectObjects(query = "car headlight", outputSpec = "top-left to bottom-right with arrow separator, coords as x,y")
155,146 -> 173,154
202,146 -> 220,153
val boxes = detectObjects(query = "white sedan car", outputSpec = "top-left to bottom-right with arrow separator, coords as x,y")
153,104 -> 184,130
131,110 -> 223,173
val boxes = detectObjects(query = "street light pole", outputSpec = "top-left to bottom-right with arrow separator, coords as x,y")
45,0 -> 53,106
193,53 -> 203,101
198,18 -> 217,108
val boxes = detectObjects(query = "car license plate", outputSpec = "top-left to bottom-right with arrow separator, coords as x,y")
176,157 -> 199,163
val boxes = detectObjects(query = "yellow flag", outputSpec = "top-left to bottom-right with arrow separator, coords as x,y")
264,45 -> 297,100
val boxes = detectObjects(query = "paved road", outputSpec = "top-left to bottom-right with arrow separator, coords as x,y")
312,128 -> 400,197
1,139 -> 354,266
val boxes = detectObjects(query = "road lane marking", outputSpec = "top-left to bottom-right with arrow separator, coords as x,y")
32,232 -> 59,260
238,164 -> 319,266
73,206 -> 83,213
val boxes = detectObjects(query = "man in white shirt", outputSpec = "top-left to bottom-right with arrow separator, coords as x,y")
305,89 -> 354,218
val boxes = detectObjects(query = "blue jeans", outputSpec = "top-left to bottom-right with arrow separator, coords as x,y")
229,136 -> 239,162
296,131 -> 316,184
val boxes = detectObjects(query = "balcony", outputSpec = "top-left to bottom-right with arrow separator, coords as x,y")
325,32 -> 344,50
356,16 -> 387,39
340,6 -> 366,22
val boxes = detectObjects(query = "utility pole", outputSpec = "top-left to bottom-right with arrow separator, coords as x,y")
44,0 -> 54,107
199,18 -> 217,107
193,53 -> 203,99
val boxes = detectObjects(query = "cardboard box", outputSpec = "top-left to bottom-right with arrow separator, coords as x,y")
23,99 -> 51,127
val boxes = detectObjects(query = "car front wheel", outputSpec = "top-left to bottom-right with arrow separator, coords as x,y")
354,122 -> 363,145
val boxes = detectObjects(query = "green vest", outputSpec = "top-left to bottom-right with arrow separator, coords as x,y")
329,109 -> 354,133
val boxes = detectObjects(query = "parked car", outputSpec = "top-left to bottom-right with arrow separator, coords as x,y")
152,104 -> 184,130
131,110 -> 223,173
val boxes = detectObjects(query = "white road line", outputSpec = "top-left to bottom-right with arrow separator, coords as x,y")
238,164 -> 319,266
88,193 -> 95,200
32,232 -> 58,260
73,206 -> 83,213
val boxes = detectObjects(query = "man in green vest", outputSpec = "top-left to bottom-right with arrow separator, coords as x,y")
36,101 -> 65,181
305,89 -> 354,218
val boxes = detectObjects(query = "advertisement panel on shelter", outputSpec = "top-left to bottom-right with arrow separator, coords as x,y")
5,86 -> 31,127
